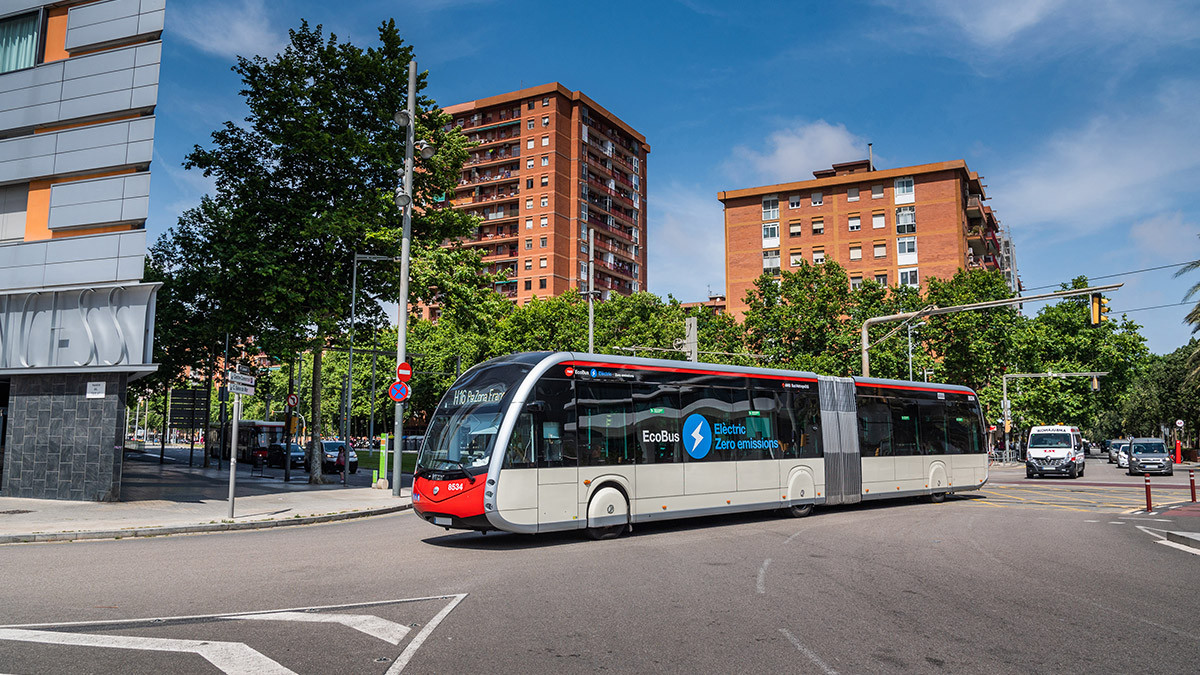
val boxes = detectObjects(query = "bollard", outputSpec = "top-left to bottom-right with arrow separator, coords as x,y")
1191,469 -> 1196,503
1144,474 -> 1152,512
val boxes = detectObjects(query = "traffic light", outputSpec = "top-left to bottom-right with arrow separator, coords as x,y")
1088,293 -> 1110,325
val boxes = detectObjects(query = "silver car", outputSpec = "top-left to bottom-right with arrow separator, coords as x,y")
1127,438 -> 1173,476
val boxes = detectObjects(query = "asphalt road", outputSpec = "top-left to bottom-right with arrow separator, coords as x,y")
3,478 -> 1198,674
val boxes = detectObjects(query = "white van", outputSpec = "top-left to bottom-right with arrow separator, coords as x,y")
1025,425 -> 1086,479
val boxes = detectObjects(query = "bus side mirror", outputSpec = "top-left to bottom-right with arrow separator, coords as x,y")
525,400 -> 547,413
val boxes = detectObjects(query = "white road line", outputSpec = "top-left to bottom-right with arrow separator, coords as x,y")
1084,519 -> 1099,522
1157,540 -> 1200,556
779,628 -> 839,675
0,628 -> 294,675
757,559 -> 771,594
1108,521 -> 1125,525
232,611 -> 410,645
386,593 -> 466,674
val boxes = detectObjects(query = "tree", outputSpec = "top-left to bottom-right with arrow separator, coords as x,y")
1176,243 -> 1200,379
160,20 -> 474,482
742,262 -> 858,374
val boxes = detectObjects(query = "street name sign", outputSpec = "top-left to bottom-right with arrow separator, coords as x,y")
228,382 -> 255,396
227,371 -> 256,386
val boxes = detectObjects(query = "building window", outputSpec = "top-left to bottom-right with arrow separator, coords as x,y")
524,279 -> 532,290
812,218 -> 824,235
847,187 -> 860,202
0,183 -> 29,241
540,236 -> 547,248
527,139 -> 535,149
525,198 -> 533,210
850,276 -> 863,290
539,278 -> 547,289
525,259 -> 533,270
894,176 -> 914,204
541,175 -> 549,186
897,236 -> 917,256
849,245 -> 862,261
526,158 -> 534,169
526,178 -> 534,189
540,257 -> 547,268
875,273 -> 888,285
540,195 -> 549,207
848,215 -> 861,232
872,212 -> 885,229
0,13 -> 39,75
527,119 -> 534,130
790,250 -> 804,266
896,206 -> 915,233
541,135 -> 549,146
542,115 -> 550,126
541,155 -> 549,166
899,267 -> 919,287
540,215 -> 548,227
762,196 -> 779,220
525,238 -> 533,250
811,192 -> 823,206
813,249 -> 825,264
788,221 -> 803,237
763,250 -> 781,275
788,194 -> 802,209
525,218 -> 533,229
762,222 -> 779,248
528,101 -> 535,110
542,96 -> 550,106
872,184 -> 884,199
874,242 -> 887,258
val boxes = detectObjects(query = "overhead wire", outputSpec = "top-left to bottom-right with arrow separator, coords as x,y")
1023,260 -> 1196,293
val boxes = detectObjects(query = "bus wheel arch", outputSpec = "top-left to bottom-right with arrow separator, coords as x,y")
927,461 -> 949,503
586,482 -> 629,540
784,466 -> 817,518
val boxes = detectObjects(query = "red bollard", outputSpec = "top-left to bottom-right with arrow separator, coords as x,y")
1191,469 -> 1196,503
1144,474 -> 1152,512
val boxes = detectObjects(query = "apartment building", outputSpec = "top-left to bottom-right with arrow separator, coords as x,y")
439,83 -> 648,312
0,0 -> 163,500
719,159 -> 1018,317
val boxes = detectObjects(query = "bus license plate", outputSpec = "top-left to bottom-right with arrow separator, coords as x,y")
434,517 -> 452,526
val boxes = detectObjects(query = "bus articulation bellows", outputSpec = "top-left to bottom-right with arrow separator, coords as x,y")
412,352 -> 988,539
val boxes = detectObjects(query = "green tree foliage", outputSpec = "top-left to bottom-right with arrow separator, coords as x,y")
742,262 -> 859,374
1118,340 -> 1200,438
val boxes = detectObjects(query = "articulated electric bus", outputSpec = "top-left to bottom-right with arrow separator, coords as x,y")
412,352 -> 988,539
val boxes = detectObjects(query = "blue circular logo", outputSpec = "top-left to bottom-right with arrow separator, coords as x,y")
682,414 -> 712,459
590,368 -> 597,378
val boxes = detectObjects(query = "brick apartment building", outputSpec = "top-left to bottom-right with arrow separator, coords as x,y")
719,159 -> 1018,317
0,0 -> 164,500
437,83 -> 648,314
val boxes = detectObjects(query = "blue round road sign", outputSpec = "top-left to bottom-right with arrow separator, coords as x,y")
388,381 -> 411,402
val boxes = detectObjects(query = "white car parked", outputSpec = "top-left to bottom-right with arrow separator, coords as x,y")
1115,443 -> 1130,468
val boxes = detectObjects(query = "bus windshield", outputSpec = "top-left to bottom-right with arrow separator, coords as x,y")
417,362 -> 532,477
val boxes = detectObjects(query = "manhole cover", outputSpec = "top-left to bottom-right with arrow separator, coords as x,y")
0,509 -> 32,515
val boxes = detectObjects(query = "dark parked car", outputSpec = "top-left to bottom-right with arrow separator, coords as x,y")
267,442 -> 306,469
321,440 -> 358,474
1127,438 -> 1173,476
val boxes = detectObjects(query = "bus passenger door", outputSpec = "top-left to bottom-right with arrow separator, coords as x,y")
533,378 -> 579,531
818,376 -> 862,505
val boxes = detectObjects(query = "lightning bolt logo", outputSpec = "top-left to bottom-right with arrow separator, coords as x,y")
682,414 -> 712,459
690,423 -> 704,453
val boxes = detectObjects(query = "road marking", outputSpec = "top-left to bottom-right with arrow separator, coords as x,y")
1108,521 -> 1124,524
757,559 -> 771,594
1084,519 -> 1099,522
0,628 -> 294,674
1120,517 -> 1173,522
386,593 -> 466,674
1157,540 -> 1200,556
231,611 -> 410,644
779,628 -> 839,675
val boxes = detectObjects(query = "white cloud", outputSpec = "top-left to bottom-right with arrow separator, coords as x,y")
646,181 -> 725,303
723,119 -> 867,187
881,0 -> 1200,63
169,0 -> 286,61
997,80 -> 1200,244
1130,212 -> 1200,260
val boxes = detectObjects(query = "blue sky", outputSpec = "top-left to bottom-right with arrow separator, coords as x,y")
150,0 -> 1200,354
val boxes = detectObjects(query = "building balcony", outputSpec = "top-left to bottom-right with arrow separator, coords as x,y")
466,147 -> 520,167
966,194 -> 983,219
456,170 -> 519,191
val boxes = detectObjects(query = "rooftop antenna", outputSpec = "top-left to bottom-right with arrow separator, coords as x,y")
868,143 -> 874,171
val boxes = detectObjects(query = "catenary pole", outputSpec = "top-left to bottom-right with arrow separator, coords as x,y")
393,61 -> 416,497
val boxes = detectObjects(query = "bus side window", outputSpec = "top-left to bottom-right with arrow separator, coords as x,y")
890,398 -> 920,456
856,395 -> 892,457
633,383 -> 681,464
790,390 -> 823,459
578,382 -> 633,465
918,399 -> 948,455
504,413 -> 536,469
534,378 -> 577,468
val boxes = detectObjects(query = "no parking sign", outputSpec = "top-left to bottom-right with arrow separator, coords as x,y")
388,381 -> 411,402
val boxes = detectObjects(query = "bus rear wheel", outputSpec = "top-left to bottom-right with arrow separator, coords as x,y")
786,503 -> 813,518
587,523 -> 627,540
927,491 -> 946,503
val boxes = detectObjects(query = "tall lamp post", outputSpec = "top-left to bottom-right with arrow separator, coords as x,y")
391,61 -> 435,497
344,253 -> 391,485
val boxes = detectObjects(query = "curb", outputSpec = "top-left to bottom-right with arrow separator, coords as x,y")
0,503 -> 412,545
1165,531 -> 1200,551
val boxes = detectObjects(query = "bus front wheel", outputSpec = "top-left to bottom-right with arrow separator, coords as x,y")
586,486 -> 629,540
786,503 -> 813,518
927,491 -> 946,504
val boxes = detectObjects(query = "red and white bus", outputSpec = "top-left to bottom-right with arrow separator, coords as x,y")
412,352 -> 988,539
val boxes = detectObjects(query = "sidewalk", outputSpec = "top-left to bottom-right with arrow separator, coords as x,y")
0,447 -> 412,544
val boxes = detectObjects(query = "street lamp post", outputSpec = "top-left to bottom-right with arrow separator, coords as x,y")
391,61 -> 435,498
345,253 -> 391,485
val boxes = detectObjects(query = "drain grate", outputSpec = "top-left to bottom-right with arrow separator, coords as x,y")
0,509 -> 33,515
